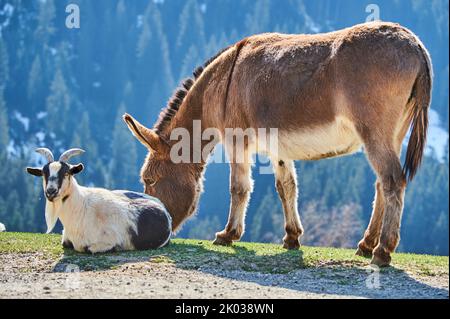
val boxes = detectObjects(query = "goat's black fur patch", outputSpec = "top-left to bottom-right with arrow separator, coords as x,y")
113,190 -> 148,200
42,165 -> 50,184
62,240 -> 74,249
128,200 -> 171,250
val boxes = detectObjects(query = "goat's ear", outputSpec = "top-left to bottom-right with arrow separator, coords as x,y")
26,167 -> 43,177
69,163 -> 84,175
122,113 -> 168,153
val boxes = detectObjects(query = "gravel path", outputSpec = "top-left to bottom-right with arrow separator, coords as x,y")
0,253 -> 448,299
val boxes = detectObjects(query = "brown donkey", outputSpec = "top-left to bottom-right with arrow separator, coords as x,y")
124,22 -> 432,266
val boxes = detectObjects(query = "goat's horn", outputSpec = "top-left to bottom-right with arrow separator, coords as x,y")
59,148 -> 85,162
35,148 -> 54,163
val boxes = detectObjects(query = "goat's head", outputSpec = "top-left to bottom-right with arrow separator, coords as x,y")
26,148 -> 85,202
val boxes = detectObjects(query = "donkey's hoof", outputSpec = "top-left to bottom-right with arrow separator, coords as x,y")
283,238 -> 300,250
213,235 -> 233,246
356,243 -> 373,258
356,247 -> 372,258
371,249 -> 392,267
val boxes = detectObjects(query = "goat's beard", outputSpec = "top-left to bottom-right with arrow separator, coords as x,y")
45,200 -> 60,233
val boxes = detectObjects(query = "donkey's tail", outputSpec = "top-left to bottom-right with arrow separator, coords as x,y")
403,41 -> 433,182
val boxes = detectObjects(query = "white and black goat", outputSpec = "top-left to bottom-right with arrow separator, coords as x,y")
26,148 -> 172,253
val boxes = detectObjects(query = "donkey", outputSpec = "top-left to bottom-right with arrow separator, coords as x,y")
124,21 -> 432,266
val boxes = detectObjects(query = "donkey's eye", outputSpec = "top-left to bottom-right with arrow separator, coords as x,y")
147,180 -> 157,187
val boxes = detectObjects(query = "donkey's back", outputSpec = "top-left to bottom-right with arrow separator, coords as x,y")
228,21 -> 430,164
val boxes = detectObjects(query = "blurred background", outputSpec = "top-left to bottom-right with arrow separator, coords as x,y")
0,0 -> 448,255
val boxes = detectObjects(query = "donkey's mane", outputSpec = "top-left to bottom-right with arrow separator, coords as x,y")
154,47 -> 230,135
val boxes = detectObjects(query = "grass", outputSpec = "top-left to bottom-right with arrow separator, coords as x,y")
0,232 -> 448,276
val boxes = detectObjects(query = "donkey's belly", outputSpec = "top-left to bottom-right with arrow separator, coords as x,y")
277,117 -> 363,160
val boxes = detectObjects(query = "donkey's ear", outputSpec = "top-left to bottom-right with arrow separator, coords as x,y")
26,167 -> 43,176
122,113 -> 168,152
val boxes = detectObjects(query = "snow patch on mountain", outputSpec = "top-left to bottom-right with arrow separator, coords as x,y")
425,109 -> 448,161
403,108 -> 448,162
136,15 -> 143,29
14,111 -> 29,131
37,111 -> 47,119
6,140 -> 16,156
35,132 -> 45,144
0,3 -> 14,35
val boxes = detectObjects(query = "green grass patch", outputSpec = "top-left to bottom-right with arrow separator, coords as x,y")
0,232 -> 448,276
0,232 -> 63,257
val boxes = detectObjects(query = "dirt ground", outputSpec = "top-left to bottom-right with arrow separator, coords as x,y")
0,253 -> 448,299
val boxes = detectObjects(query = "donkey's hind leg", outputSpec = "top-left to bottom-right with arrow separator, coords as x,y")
356,132 -> 406,258
213,162 -> 253,246
356,180 -> 384,258
363,142 -> 406,267
274,159 -> 303,249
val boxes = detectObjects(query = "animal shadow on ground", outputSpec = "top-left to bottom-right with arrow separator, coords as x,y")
53,240 -> 448,299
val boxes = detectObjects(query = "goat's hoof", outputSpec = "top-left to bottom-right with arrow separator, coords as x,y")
213,235 -> 233,246
283,238 -> 301,250
371,248 -> 391,267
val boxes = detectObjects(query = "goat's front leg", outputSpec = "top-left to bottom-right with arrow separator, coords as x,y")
213,162 -> 253,246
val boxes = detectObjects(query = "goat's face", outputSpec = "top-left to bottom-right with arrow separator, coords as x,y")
27,162 -> 84,202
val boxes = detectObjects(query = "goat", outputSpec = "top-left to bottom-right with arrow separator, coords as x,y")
0,223 -> 5,232
26,148 -> 172,253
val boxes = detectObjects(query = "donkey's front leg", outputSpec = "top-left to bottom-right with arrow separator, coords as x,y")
213,162 -> 253,246
274,159 -> 303,249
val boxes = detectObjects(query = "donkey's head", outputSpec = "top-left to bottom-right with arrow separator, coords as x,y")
26,148 -> 84,202
123,113 -> 204,231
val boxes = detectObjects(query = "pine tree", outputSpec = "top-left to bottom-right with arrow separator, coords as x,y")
0,89 -> 8,153
135,1 -> 174,118
0,38 -> 9,86
0,38 -> 9,153
136,16 -> 152,59
244,0 -> 271,35
6,191 -> 23,231
179,45 -> 200,81
69,112 -> 105,186
188,216 -> 221,240
250,187 -> 284,243
176,0 -> 206,55
27,55 -> 43,103
34,0 -> 56,45
108,103 -> 139,190
46,68 -> 71,139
